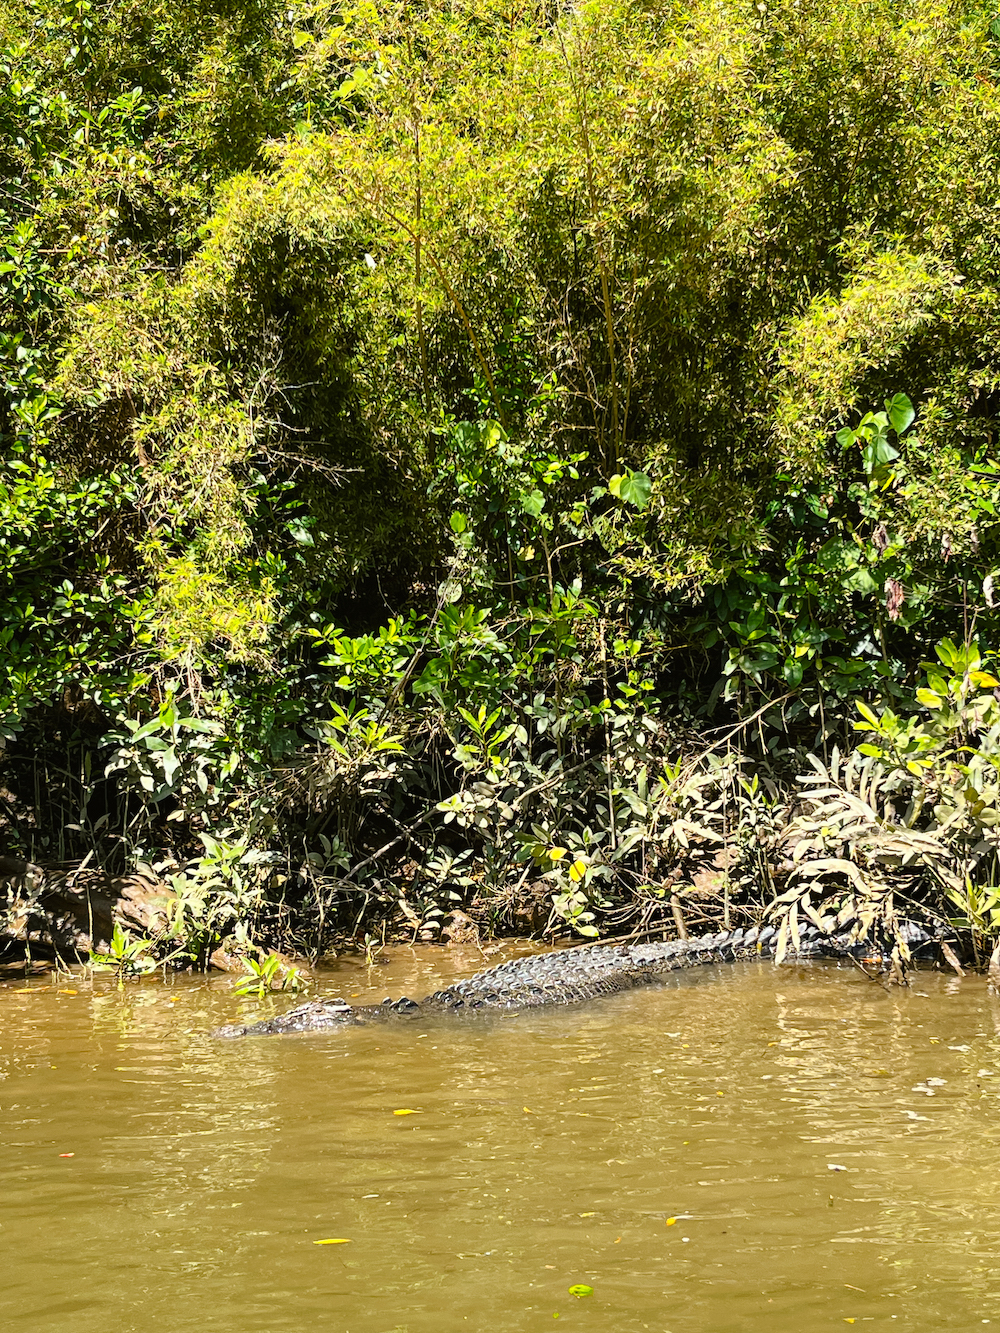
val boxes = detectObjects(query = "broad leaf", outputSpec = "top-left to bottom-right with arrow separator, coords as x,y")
618,470 -> 652,511
885,392 -> 915,436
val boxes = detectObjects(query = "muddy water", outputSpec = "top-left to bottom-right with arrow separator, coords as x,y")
2,948 -> 1000,1333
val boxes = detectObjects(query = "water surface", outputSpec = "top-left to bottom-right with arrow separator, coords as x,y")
2,947 -> 999,1332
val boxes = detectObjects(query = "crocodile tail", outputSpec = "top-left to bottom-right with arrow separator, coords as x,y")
668,918 -> 935,965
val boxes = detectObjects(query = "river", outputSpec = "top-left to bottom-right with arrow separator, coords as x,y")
2,947 -> 998,1332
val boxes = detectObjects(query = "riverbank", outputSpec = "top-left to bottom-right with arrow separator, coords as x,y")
3,820 -> 998,993
6,0 -> 1000,1009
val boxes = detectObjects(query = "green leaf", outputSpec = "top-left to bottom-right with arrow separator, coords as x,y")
618,470 -> 652,511
178,717 -> 218,733
160,746 -> 180,787
131,716 -> 165,742
521,489 -> 545,518
842,567 -> 878,594
782,656 -> 804,687
856,701 -> 880,728
916,688 -> 943,709
568,1285 -> 594,1297
449,511 -> 467,534
288,518 -> 314,546
885,393 -> 915,436
861,438 -> 899,475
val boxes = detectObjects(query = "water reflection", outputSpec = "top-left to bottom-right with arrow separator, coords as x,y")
1,955 -> 999,1332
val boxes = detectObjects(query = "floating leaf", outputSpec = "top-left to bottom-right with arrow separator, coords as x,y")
568,1285 -> 593,1298
313,1238 -> 351,1245
393,1108 -> 420,1116
666,1217 -> 677,1226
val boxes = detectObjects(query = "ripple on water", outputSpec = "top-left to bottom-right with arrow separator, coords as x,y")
1,956 -> 999,1332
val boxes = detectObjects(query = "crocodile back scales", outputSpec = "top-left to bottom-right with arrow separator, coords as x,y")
212,920 -> 936,1038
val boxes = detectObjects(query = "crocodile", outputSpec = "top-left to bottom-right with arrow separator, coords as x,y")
212,919 -> 939,1038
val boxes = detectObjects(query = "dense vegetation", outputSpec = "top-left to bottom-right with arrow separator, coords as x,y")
4,0 -> 1000,971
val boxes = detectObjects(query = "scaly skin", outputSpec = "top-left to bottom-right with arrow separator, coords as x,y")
212,919 -> 937,1038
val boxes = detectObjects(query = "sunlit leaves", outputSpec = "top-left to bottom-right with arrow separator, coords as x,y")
608,470 -> 652,511
885,393 -> 915,437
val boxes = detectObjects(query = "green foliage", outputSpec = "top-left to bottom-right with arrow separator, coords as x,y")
157,833 -> 279,964
8,0 -> 1000,965
776,253 -> 957,469
836,393 -> 915,486
88,923 -> 157,985
946,880 -> 1000,949
763,637 -> 1000,958
233,951 -> 308,999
